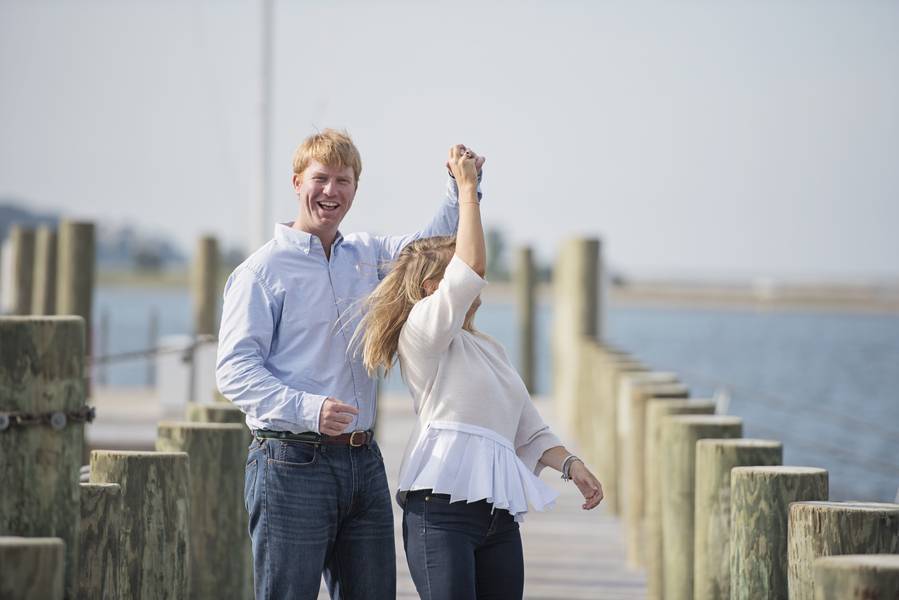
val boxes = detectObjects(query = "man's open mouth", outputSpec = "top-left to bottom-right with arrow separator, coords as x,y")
317,201 -> 340,212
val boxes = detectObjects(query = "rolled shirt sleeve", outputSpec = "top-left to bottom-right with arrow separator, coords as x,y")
216,267 -> 328,433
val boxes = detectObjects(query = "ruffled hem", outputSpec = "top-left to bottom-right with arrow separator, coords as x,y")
398,421 -> 558,521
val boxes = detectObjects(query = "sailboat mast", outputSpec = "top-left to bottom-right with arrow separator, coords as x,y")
252,0 -> 274,254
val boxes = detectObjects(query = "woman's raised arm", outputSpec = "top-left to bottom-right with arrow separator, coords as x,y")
446,144 -> 486,276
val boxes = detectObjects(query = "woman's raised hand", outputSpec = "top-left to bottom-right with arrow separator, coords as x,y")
447,144 -> 483,192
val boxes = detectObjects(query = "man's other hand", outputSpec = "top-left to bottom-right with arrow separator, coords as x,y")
319,398 -> 360,436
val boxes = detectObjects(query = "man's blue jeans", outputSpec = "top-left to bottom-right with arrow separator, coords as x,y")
244,437 -> 396,599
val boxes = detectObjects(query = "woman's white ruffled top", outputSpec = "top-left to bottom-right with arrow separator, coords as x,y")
396,256 -> 562,521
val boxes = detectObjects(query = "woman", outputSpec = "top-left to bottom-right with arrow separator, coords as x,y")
358,145 -> 603,600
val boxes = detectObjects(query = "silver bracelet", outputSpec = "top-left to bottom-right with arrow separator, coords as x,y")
561,454 -> 582,481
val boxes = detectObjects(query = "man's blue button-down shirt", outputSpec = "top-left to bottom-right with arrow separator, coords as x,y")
216,177 -> 476,433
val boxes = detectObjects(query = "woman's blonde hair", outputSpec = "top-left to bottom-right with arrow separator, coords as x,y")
357,235 -> 475,376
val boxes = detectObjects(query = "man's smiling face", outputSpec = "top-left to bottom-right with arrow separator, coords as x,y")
292,159 -> 357,242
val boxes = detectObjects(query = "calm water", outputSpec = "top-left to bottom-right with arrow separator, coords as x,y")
94,287 -> 899,502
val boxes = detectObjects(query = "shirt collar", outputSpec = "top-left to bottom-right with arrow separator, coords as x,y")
274,222 -> 344,254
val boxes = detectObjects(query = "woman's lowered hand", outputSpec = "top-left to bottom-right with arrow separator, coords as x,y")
570,461 -> 604,510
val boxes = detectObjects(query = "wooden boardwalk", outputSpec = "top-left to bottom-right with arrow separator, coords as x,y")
87,388 -> 646,599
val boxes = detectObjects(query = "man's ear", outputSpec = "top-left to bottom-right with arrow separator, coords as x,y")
292,173 -> 303,193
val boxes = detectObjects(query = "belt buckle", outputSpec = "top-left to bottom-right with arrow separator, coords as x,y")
349,430 -> 367,447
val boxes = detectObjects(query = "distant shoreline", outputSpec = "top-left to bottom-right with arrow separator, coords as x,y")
97,270 -> 899,315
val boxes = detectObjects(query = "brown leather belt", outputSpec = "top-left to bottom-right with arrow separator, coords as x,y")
323,430 -> 373,447
254,429 -> 373,447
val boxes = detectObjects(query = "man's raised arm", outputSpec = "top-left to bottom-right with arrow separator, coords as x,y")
377,147 -> 484,265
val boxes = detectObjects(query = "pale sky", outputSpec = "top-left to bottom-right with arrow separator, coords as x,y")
2,0 -> 898,281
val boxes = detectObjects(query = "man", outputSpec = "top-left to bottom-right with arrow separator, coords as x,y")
216,129 -> 483,599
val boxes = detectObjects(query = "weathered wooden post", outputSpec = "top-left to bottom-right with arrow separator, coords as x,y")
78,482 -> 123,599
9,225 -> 36,315
515,246 -> 536,393
788,501 -> 899,600
621,376 -> 687,567
147,306 -> 159,386
730,466 -> 828,600
551,238 -> 600,431
186,403 -> 245,424
0,316 -> 85,599
694,439 -> 783,600
644,399 -> 716,600
596,352 -> 646,516
56,221 -> 96,356
573,342 -> 611,491
97,308 -> 110,386
31,226 -> 57,315
660,415 -> 743,600
157,422 -> 251,599
0,537 -> 65,599
192,235 -> 219,337
90,450 -> 191,600
813,554 -> 899,600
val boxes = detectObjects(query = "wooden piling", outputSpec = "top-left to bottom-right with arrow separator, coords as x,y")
644,399 -> 716,600
0,537 -> 65,600
192,235 -> 219,336
813,554 -> 899,600
788,501 -> 899,600
551,238 -> 600,431
515,246 -> 536,393
660,415 -> 743,600
694,439 -> 783,600
90,450 -> 191,600
730,466 -> 828,600
78,483 -> 123,599
31,226 -> 57,315
595,352 -> 646,516
621,377 -> 687,567
9,225 -> 36,315
573,343 -> 624,508
0,316 -> 85,599
186,403 -> 246,424
56,221 -> 95,357
157,422 -> 251,599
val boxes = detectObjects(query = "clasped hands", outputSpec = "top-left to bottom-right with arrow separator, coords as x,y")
447,144 -> 485,192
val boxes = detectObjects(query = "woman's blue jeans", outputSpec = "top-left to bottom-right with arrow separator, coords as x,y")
402,491 -> 524,600
244,437 -> 396,599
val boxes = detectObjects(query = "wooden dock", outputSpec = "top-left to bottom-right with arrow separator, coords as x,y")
86,388 -> 646,599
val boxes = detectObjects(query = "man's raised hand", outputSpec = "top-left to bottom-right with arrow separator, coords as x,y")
319,398 -> 360,436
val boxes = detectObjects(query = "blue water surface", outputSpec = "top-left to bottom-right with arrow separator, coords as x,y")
93,286 -> 899,501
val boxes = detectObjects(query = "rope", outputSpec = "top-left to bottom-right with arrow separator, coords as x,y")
86,335 -> 217,366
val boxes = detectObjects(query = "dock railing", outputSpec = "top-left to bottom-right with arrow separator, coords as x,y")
551,237 -> 899,600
